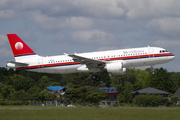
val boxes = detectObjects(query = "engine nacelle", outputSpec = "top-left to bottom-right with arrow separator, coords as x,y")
105,62 -> 126,75
77,64 -> 100,72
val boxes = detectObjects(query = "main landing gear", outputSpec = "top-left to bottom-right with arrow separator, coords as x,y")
91,75 -> 100,81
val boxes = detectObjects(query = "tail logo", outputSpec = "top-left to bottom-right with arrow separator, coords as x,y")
15,42 -> 23,50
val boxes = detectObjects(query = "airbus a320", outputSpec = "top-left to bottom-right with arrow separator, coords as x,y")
6,34 -> 175,80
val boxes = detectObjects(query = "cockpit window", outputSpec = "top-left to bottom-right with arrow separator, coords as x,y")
160,50 -> 168,53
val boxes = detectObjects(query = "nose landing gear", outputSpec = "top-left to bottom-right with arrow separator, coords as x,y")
151,65 -> 155,74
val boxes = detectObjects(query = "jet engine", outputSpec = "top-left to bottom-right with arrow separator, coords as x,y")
105,61 -> 126,75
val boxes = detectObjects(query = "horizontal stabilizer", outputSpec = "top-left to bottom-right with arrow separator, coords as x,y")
6,61 -> 29,68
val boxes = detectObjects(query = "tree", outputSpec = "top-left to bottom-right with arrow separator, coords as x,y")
10,90 -> 30,101
111,75 -> 123,92
0,93 -> 4,101
111,68 -> 137,92
2,85 -> 15,100
118,81 -> 132,103
98,72 -> 111,83
64,86 -> 102,103
38,90 -> 56,101
11,74 -> 35,91
132,69 -> 149,91
171,96 -> 179,104
169,72 -> 180,91
64,86 -> 90,103
0,67 -> 8,76
28,85 -> 41,94
0,73 -> 6,83
134,94 -> 168,106
38,76 -> 50,90
87,91 -> 107,103
27,85 -> 41,100
149,68 -> 175,93
50,82 -> 60,86
71,73 -> 99,88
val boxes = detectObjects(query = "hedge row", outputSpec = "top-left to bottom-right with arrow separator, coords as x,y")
0,101 -> 29,106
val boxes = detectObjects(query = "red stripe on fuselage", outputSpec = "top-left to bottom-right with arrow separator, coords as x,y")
16,53 -> 174,70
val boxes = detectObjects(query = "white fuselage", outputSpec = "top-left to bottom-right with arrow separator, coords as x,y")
14,46 -> 175,74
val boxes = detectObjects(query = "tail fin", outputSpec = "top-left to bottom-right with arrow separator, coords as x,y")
7,34 -> 36,57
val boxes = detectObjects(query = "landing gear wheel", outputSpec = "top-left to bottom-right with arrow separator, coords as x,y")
91,75 -> 100,81
92,75 -> 97,80
96,76 -> 100,81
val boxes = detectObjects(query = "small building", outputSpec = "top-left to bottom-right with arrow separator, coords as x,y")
174,88 -> 180,99
99,88 -> 120,107
130,87 -> 170,99
173,88 -> 180,104
47,86 -> 67,97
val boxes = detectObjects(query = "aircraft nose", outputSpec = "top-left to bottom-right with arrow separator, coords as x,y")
172,54 -> 175,59
170,53 -> 175,60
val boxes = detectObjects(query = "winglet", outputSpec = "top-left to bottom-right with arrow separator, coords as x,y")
64,52 -> 68,55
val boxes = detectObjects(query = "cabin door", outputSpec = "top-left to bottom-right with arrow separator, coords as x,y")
38,59 -> 43,68
148,48 -> 154,57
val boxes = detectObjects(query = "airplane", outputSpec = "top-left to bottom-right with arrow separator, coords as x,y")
6,34 -> 175,80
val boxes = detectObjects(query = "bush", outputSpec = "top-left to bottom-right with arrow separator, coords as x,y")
113,103 -> 120,107
134,94 -> 167,107
171,96 -> 179,104
0,101 -> 29,106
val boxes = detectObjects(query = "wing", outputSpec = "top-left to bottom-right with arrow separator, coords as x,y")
68,54 -> 106,69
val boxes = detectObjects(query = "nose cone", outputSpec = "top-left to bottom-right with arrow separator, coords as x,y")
170,53 -> 175,61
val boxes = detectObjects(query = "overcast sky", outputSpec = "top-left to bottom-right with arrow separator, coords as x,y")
0,0 -> 179,72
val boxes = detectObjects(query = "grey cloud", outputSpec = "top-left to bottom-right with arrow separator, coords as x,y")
0,48 -> 12,58
1,0 -> 180,20
0,34 -> 8,46
28,11 -> 94,30
71,30 -> 115,45
96,46 -> 118,51
123,0 -> 180,19
152,39 -> 180,48
147,17 -> 180,36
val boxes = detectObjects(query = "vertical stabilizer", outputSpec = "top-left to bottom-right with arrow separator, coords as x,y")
7,34 -> 37,61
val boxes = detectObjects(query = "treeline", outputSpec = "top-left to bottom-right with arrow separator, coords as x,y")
0,67 -> 180,105
0,67 -> 106,103
0,67 -> 71,102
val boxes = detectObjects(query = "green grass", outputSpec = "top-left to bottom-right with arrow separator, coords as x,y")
0,106 -> 180,120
